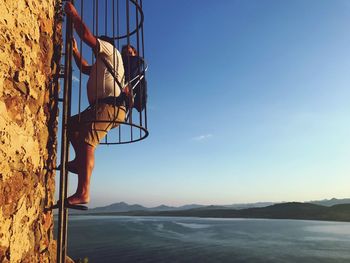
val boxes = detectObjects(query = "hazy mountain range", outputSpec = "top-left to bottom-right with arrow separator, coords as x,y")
85,198 -> 350,214
116,202 -> 350,222
70,199 -> 350,222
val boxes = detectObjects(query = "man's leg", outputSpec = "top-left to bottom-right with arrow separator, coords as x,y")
66,110 -> 91,172
66,104 -> 125,205
66,131 -> 80,170
67,143 -> 95,205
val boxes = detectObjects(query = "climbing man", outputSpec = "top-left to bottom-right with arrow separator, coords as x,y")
63,2 -> 126,205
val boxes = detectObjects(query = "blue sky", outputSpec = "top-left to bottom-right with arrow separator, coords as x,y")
57,0 -> 350,208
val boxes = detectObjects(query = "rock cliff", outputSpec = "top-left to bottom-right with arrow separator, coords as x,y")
0,0 -> 61,262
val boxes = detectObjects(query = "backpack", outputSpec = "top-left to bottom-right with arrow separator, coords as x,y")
123,56 -> 147,113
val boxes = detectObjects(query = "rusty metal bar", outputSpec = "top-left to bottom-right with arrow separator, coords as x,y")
57,1 -> 74,261
140,0 -> 147,130
78,0 -> 83,122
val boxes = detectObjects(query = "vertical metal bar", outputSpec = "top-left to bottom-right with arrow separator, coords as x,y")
57,1 -> 74,261
112,0 -> 115,75
140,0 -> 145,59
114,0 -> 122,143
111,0 -> 116,132
135,0 -> 142,138
95,0 -> 99,121
126,0 -> 133,141
63,34 -> 73,263
78,0 -> 84,122
140,0 -> 147,130
105,0 -> 108,35
135,0 -> 140,71
92,0 -> 95,63
126,0 -> 130,47
112,0 -> 121,143
117,0 -> 120,49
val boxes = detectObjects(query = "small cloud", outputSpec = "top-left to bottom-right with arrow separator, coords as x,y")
72,75 -> 80,82
192,134 -> 212,141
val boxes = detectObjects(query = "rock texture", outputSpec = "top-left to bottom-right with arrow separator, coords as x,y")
0,0 -> 61,262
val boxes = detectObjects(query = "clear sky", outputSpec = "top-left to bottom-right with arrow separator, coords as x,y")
56,0 -> 350,208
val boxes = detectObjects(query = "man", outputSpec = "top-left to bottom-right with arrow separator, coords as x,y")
122,45 -> 138,58
64,2 -> 126,205
121,44 -> 147,113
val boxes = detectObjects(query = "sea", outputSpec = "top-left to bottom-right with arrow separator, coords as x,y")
56,215 -> 350,263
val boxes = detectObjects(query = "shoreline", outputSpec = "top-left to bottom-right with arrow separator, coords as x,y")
57,202 -> 350,223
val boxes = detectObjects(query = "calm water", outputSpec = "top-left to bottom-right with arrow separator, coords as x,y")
57,216 -> 350,262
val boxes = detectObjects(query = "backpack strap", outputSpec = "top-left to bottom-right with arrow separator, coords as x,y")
100,56 -> 134,111
100,56 -> 125,94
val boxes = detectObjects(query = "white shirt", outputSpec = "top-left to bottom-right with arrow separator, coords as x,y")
87,39 -> 125,104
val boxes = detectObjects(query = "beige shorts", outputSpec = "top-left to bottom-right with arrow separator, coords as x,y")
68,103 -> 126,147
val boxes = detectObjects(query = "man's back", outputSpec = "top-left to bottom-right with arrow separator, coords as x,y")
87,39 -> 124,104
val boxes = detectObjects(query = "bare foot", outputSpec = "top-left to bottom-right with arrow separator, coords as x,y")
67,193 -> 90,205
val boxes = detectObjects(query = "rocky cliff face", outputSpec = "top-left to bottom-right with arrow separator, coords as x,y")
0,0 -> 61,262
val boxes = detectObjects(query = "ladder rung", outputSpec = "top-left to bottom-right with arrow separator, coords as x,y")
48,200 -> 89,211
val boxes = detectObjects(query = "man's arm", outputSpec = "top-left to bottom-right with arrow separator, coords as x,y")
65,2 -> 97,50
72,38 -> 91,75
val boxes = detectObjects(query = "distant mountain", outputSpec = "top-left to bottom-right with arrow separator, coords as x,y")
141,204 -> 206,211
224,202 -> 275,209
88,202 -> 205,213
85,198 -> 350,215
177,204 -> 205,210
309,198 -> 350,207
85,202 -> 350,222
193,205 -> 231,210
148,205 -> 176,211
90,202 -> 147,213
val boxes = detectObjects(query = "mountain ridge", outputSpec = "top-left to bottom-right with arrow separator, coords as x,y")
87,198 -> 350,213
83,202 -> 350,222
